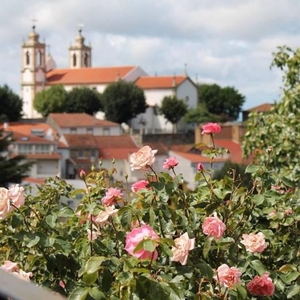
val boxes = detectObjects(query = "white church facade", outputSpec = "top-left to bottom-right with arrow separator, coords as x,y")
21,26 -> 198,133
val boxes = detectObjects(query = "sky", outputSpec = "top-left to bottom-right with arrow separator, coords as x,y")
1,0 -> 300,110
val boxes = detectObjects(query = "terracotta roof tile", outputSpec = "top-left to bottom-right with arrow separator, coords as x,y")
94,135 -> 138,148
22,177 -> 46,185
135,76 -> 187,89
63,134 -> 98,148
244,103 -> 273,112
24,153 -> 61,159
8,131 -> 56,144
46,66 -> 136,85
99,148 -> 138,160
48,113 -> 119,128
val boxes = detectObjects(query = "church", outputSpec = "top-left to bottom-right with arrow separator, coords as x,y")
21,26 -> 198,133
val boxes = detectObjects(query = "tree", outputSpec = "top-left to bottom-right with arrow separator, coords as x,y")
34,85 -> 68,117
0,85 -> 23,122
0,130 -> 32,187
160,96 -> 188,132
243,46 -> 300,179
102,81 -> 147,125
184,103 -> 221,125
65,87 -> 102,115
198,83 -> 245,122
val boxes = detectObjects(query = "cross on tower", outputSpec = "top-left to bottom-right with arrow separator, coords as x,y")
31,18 -> 37,31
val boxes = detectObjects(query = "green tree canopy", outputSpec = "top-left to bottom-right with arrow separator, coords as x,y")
184,103 -> 221,125
102,81 -> 147,125
0,130 -> 33,187
65,87 -> 102,115
0,85 -> 23,122
34,85 -> 68,117
243,46 -> 300,178
198,83 -> 245,122
160,96 -> 188,132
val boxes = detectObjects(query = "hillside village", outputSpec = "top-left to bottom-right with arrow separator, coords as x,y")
1,25 -> 273,201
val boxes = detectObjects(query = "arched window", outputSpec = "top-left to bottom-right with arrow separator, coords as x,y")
73,54 -> 77,67
36,50 -> 42,66
84,53 -> 89,67
26,51 -> 30,65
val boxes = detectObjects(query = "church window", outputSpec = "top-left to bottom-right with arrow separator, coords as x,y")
26,51 -> 30,65
73,54 -> 77,67
36,50 -> 43,66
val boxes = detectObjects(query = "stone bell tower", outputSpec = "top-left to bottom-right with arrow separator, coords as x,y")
21,24 -> 46,118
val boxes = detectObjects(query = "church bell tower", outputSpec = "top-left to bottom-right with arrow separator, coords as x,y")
21,24 -> 46,118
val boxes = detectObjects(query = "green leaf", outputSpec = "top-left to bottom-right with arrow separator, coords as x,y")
287,284 -> 300,299
203,237 -> 212,259
82,271 -> 98,285
143,240 -> 156,252
69,287 -> 89,300
85,256 -> 106,274
245,164 -> 260,174
279,271 -> 300,284
250,260 -> 265,275
46,214 -> 57,228
24,233 -> 40,248
88,287 -> 106,300
252,194 -> 264,205
58,205 -> 74,217
235,284 -> 248,300
198,262 -> 213,280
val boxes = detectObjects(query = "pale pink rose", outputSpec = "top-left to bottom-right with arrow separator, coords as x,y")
247,272 -> 275,297
271,185 -> 285,194
87,228 -> 100,242
214,264 -> 242,288
131,180 -> 149,193
0,260 -> 19,272
241,232 -> 268,253
94,205 -> 119,226
268,211 -> 276,217
202,212 -> 226,239
8,184 -> 25,210
285,209 -> 293,215
129,146 -> 158,171
197,163 -> 204,172
125,224 -> 159,260
201,123 -> 221,135
171,232 -> 195,265
0,188 -> 10,220
79,169 -> 86,179
163,157 -> 178,170
102,187 -> 124,206
12,269 -> 33,281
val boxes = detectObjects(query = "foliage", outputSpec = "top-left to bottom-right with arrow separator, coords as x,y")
102,81 -> 147,125
184,103 -> 221,125
197,84 -> 245,122
0,131 -> 299,299
160,96 -> 188,132
243,46 -> 300,179
34,85 -> 68,117
213,160 -> 252,189
0,85 -> 23,122
65,87 -> 102,116
0,130 -> 33,187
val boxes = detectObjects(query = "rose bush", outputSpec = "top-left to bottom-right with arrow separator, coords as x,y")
0,124 -> 299,299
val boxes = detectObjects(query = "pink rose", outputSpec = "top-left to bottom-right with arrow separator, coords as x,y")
102,187 -> 124,206
202,212 -> 226,239
285,209 -> 293,215
241,232 -> 268,253
131,180 -> 149,193
0,260 -> 19,272
171,232 -> 195,265
0,188 -> 10,220
125,224 -> 159,260
79,169 -> 86,179
214,264 -> 242,288
94,205 -> 118,226
8,184 -> 25,210
247,272 -> 275,297
201,123 -> 221,135
129,146 -> 157,171
197,163 -> 204,171
163,157 -> 179,170
12,269 -> 33,281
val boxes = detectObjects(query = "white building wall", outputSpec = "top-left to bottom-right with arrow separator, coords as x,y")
59,126 -> 121,136
176,80 -> 198,109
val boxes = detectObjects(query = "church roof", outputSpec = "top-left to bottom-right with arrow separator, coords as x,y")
135,76 -> 187,89
46,66 -> 137,85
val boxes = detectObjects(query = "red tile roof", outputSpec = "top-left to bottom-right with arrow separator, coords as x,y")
244,103 -> 273,112
135,76 -> 187,89
63,134 -> 98,148
46,66 -> 136,85
94,135 -> 138,148
172,151 -> 226,163
48,113 -> 119,128
22,177 -> 46,185
9,131 -> 55,144
99,148 -> 138,160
